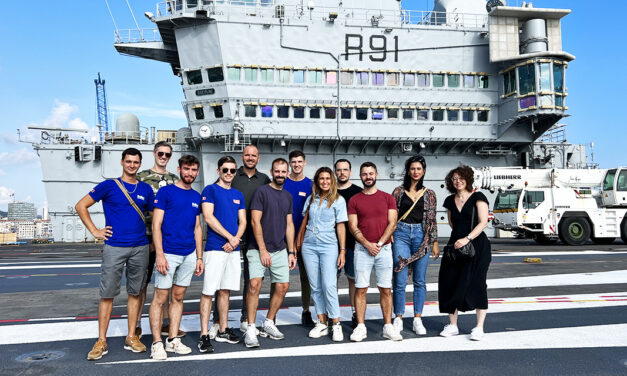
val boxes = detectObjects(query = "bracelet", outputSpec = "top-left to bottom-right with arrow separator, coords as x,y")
197,257 -> 203,261
340,248 -> 346,252
287,251 -> 296,256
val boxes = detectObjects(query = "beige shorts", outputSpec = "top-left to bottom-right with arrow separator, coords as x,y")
202,251 -> 241,296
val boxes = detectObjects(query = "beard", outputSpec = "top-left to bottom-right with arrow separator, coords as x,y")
337,175 -> 349,184
273,176 -> 285,186
362,178 -> 376,188
181,175 -> 196,184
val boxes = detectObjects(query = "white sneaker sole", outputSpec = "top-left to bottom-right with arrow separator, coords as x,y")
383,333 -> 403,341
309,329 -> 329,338
245,341 -> 260,348
151,352 -> 167,360
123,345 -> 145,353
87,349 -> 108,361
259,330 -> 284,340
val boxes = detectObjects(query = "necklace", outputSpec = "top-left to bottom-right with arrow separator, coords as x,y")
120,178 -> 138,194
456,193 -> 470,203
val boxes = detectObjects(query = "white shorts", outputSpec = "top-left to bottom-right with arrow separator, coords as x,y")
202,251 -> 241,296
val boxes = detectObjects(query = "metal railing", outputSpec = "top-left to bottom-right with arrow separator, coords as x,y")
20,129 -> 153,145
155,1 -> 488,29
115,28 -> 162,44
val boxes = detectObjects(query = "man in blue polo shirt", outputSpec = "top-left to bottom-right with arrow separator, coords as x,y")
198,156 -> 246,352
148,155 -> 203,360
75,148 -> 154,360
283,150 -> 314,327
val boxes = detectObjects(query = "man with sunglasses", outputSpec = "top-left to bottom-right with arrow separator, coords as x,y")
137,141 -> 180,338
199,156 -> 247,352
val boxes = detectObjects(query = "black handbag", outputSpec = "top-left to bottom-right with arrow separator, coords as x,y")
445,202 -> 476,262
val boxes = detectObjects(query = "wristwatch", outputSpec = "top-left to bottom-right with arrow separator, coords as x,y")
377,241 -> 384,247
466,235 -> 473,241
288,251 -> 296,256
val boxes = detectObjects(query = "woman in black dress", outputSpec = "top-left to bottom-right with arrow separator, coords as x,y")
438,165 -> 491,341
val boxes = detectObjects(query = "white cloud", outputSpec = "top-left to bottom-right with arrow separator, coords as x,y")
43,101 -> 77,128
19,101 -> 93,143
0,186 -> 15,205
110,105 -> 186,120
68,117 -> 89,130
1,131 -> 17,145
0,148 -> 40,166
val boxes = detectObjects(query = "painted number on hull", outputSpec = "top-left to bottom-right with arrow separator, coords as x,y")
345,34 -> 399,62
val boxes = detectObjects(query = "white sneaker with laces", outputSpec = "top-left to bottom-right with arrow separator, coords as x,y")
350,323 -> 367,342
260,319 -> 285,340
244,326 -> 259,348
440,324 -> 459,337
413,317 -> 427,335
382,323 -> 403,341
150,341 -> 167,360
332,323 -> 343,342
165,337 -> 192,354
470,327 -> 484,341
208,323 -> 220,339
240,321 -> 260,335
393,316 -> 403,333
308,321 -> 329,338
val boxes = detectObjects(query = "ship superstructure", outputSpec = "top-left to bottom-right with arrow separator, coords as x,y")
24,0 -> 589,241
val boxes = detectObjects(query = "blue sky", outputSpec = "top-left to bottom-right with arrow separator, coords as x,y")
0,0 -> 625,212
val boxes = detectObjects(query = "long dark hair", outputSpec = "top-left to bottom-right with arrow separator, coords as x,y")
402,155 -> 426,191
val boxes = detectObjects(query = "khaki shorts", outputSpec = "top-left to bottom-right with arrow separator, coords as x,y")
247,249 -> 290,283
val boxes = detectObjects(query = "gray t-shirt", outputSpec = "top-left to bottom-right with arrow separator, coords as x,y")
248,184 -> 293,252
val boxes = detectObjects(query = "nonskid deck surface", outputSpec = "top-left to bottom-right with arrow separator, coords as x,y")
1,241 -> 626,375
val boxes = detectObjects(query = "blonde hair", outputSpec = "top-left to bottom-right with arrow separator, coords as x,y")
312,167 -> 339,208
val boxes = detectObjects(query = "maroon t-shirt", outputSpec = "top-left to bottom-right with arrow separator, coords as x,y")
347,190 -> 397,244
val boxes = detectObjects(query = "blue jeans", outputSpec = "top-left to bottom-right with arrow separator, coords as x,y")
302,242 -> 341,319
392,222 -> 430,315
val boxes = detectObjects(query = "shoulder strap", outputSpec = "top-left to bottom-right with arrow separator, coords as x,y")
113,178 -> 146,223
398,187 -> 427,223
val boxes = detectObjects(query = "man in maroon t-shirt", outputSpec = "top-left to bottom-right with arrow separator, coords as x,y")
347,162 -> 402,342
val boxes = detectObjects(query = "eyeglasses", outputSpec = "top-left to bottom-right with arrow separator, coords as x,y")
451,177 -> 463,182
222,168 -> 237,174
157,151 -> 172,158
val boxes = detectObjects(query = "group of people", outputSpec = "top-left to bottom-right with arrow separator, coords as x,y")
76,141 -> 492,361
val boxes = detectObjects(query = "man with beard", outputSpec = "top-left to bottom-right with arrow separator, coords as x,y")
347,162 -> 402,342
244,158 -> 298,348
148,155 -> 203,360
334,159 -> 362,327
211,145 -> 270,336
198,156 -> 246,352
76,148 -> 154,360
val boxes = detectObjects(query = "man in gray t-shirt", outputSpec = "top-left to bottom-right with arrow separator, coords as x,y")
243,158 -> 297,348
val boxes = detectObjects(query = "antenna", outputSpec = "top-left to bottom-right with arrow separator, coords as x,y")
94,73 -> 111,143
104,0 -> 120,40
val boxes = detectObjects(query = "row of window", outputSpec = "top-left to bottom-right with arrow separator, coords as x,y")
191,103 -> 489,122
501,61 -> 567,109
187,66 -> 490,89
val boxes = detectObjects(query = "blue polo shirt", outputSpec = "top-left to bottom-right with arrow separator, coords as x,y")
89,179 -> 154,247
283,177 -> 313,233
201,184 -> 246,252
154,184 -> 201,256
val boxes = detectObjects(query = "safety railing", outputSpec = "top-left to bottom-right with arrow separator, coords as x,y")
115,28 -> 162,44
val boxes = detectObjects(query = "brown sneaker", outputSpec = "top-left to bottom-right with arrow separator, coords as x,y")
87,339 -> 108,360
124,335 -> 146,353
161,324 -> 186,338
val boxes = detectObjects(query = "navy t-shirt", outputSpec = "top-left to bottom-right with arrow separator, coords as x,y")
248,184 -> 293,252
284,177 -> 313,233
201,184 -> 246,252
154,184 -> 201,256
89,179 -> 154,247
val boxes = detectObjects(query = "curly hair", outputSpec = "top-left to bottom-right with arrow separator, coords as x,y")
445,165 -> 474,193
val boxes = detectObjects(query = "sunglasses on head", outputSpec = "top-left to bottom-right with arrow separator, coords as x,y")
157,151 -> 172,158
222,168 -> 237,174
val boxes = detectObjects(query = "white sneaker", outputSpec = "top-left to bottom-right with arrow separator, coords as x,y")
382,323 -> 403,341
244,327 -> 259,348
308,321 -> 329,338
165,337 -> 192,354
393,316 -> 403,333
350,324 -> 367,342
260,319 -> 285,340
208,323 -> 220,339
332,323 -> 344,342
150,341 -> 167,360
413,317 -> 427,335
440,324 -> 459,337
470,327 -> 484,341
240,321 -> 260,335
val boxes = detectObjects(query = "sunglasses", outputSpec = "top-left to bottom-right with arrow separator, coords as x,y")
157,151 -> 172,158
222,168 -> 237,174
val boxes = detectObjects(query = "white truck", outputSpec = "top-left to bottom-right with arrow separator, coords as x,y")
473,167 -> 627,245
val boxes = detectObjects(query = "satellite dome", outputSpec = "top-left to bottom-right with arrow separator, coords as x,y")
116,113 -> 140,133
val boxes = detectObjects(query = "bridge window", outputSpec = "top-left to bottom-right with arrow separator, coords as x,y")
555,95 -> 564,107
294,106 -> 305,118
463,75 -> 475,88
403,73 -> 415,86
387,108 -> 399,120
433,74 -> 444,88
356,72 -> 369,85
417,73 -> 429,87
372,72 -> 384,86
244,68 -> 257,82
372,108 -> 383,120
518,64 -> 535,95
478,110 -> 489,122
228,67 -> 240,81
279,69 -> 290,83
553,64 -> 564,93
538,63 -> 551,91
310,108 -> 321,119
417,110 -> 428,121
193,106 -> 204,120
187,69 -> 203,85
326,71 -> 337,85
212,105 -> 223,118
341,71 -> 353,85
277,106 -> 289,118
261,68 -> 274,82
462,110 -> 474,122
520,96 -> 536,109
388,73 -> 399,86
325,107 -> 337,119
293,70 -> 305,84
356,108 -> 368,120
261,105 -> 273,118
447,110 -> 459,121
341,108 -> 352,119
479,75 -> 489,88
402,109 -> 413,120
244,105 -> 256,117
448,74 -> 460,88
503,70 -> 516,95
207,67 -> 224,82
432,109 -> 444,121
